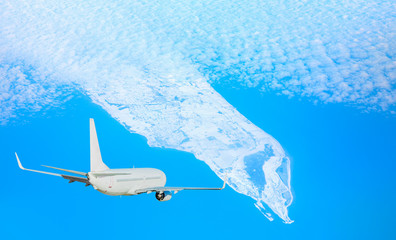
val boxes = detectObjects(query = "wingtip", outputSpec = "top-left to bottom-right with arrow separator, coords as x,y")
15,152 -> 25,170
221,174 -> 228,189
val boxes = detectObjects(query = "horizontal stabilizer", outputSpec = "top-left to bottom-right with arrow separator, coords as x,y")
42,165 -> 87,176
90,172 -> 130,176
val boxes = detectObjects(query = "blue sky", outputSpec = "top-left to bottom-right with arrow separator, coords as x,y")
1,90 -> 395,239
1,0 -> 395,239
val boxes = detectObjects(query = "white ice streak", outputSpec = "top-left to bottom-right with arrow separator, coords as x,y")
0,1 -> 293,222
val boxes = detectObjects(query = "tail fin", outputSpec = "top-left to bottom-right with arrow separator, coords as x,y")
90,118 -> 109,172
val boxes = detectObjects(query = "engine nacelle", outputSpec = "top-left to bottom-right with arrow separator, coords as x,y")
155,191 -> 172,201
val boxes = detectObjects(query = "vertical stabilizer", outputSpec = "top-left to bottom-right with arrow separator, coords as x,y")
90,118 -> 109,172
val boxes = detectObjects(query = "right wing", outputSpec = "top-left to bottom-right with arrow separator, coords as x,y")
135,175 -> 227,194
15,153 -> 90,186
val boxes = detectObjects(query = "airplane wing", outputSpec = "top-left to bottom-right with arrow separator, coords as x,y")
15,153 -> 90,186
135,176 -> 227,194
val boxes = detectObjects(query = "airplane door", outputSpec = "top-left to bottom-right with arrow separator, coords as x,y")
108,176 -> 114,188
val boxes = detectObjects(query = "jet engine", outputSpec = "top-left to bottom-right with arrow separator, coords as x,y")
155,191 -> 172,201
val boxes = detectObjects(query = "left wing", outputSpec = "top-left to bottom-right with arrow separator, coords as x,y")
135,176 -> 227,194
15,153 -> 90,186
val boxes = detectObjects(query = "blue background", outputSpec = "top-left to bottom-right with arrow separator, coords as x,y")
1,87 -> 395,239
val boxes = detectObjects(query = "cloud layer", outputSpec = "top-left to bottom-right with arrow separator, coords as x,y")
2,0 -> 395,114
133,0 -> 395,111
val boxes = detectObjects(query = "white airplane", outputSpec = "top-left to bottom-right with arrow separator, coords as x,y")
15,118 -> 226,201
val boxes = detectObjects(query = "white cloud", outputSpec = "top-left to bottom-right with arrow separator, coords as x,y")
2,1 -> 395,112
133,0 -> 395,111
0,64 -> 68,125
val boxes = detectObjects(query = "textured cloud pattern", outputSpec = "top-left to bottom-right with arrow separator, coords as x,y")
133,0 -> 395,111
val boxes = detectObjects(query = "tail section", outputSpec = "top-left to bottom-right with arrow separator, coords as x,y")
90,118 -> 109,172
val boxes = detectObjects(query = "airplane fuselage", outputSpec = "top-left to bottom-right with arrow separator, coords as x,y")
88,168 -> 166,196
